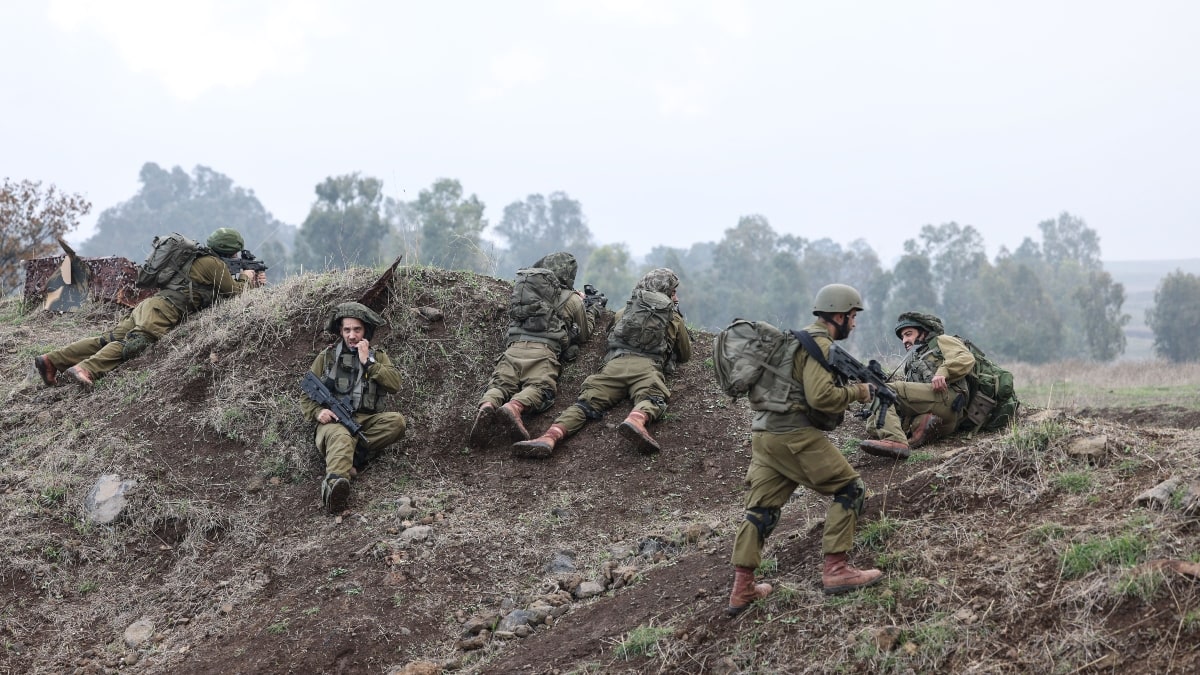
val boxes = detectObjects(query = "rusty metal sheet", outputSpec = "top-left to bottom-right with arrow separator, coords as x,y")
24,255 -> 153,310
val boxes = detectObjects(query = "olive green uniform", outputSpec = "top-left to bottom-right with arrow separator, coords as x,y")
301,346 -> 406,478
732,322 -> 867,569
45,256 -> 251,379
868,334 -> 975,444
480,291 -> 599,412
552,308 -> 691,435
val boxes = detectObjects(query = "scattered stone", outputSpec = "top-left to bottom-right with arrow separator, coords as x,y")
545,552 -> 576,574
1135,478 -> 1185,510
123,619 -> 154,649
418,516 -> 435,525
385,660 -> 442,675
86,475 -> 137,525
609,565 -> 639,590
607,543 -> 635,560
397,526 -> 432,544
413,306 -> 444,322
460,614 -> 498,637
552,573 -> 583,593
681,522 -> 714,543
1065,435 -> 1108,461
574,581 -> 605,599
514,624 -> 533,638
219,603 -> 234,615
123,652 -> 140,666
498,610 -> 534,632
457,631 -> 490,651
524,603 -> 551,624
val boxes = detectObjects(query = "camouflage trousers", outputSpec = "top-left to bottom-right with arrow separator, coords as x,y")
315,412 -> 407,478
46,296 -> 182,379
553,354 -> 669,436
480,341 -> 561,412
867,381 -> 966,444
731,427 -> 862,568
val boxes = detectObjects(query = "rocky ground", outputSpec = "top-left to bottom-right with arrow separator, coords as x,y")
1,266 -> 1197,674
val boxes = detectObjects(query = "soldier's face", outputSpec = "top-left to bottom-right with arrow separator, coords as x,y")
899,327 -> 923,351
341,318 -> 366,346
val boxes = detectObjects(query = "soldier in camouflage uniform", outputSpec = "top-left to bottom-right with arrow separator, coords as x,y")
727,284 -> 883,615
302,302 -> 407,514
513,268 -> 691,458
468,252 -> 603,447
34,228 -> 266,389
859,312 -> 975,460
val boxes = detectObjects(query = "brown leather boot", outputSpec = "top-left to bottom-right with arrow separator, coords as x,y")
34,355 -> 58,386
907,413 -> 945,449
65,365 -> 94,389
725,566 -> 773,616
467,402 -> 497,448
496,400 -> 530,441
513,423 -> 566,458
859,439 -> 910,460
822,552 -> 883,595
619,410 -> 660,454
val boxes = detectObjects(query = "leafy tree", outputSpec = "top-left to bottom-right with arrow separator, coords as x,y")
579,243 -> 636,302
411,179 -> 489,273
977,255 -> 1063,364
494,192 -> 593,272
1073,269 -> 1129,361
0,179 -> 91,295
708,215 -> 785,327
294,174 -> 389,271
80,163 -> 293,264
1146,270 -> 1200,362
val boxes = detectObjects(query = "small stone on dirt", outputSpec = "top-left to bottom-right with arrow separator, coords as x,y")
123,619 -> 154,649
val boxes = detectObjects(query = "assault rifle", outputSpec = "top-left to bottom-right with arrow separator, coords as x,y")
583,284 -> 607,309
300,372 -> 367,443
222,249 -> 269,276
825,344 -> 898,429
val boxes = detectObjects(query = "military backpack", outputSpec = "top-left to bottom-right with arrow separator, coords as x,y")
506,267 -> 570,348
607,289 -> 675,363
956,336 -> 1019,432
713,319 -> 800,413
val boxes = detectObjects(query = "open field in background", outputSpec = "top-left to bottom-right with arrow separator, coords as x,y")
1011,359 -> 1200,411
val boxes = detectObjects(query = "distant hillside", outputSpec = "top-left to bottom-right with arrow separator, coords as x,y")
1104,258 -> 1200,360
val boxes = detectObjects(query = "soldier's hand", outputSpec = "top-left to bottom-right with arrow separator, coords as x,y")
240,269 -> 256,284
931,374 -> 948,392
254,270 -> 267,287
356,340 -> 371,364
317,408 -> 339,424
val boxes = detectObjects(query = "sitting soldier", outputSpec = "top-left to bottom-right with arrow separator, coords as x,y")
859,312 -> 975,459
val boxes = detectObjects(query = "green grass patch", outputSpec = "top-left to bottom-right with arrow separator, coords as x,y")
1053,470 -> 1094,494
858,516 -> 900,551
1005,421 -> 1069,453
1060,532 -> 1151,579
1111,567 -> 1164,602
1027,522 -> 1067,544
756,558 -> 778,576
613,624 -> 674,660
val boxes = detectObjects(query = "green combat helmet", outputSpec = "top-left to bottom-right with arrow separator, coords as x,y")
326,302 -> 387,340
894,312 -> 945,339
636,268 -> 680,295
532,251 -> 578,289
812,284 -> 865,315
206,227 -> 245,256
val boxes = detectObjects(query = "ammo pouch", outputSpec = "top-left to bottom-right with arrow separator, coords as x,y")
808,409 -> 844,432
963,391 -> 997,429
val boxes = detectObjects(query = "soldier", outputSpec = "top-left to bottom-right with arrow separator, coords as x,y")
858,312 -> 975,460
513,268 -> 691,457
468,252 -> 603,447
34,228 -> 265,388
301,302 -> 407,514
727,284 -> 883,615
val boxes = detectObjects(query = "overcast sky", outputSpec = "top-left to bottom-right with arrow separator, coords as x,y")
3,1 -> 1196,264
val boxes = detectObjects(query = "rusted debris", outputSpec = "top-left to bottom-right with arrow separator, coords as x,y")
24,245 -> 152,311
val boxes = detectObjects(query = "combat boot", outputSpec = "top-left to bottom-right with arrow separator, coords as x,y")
467,402 -> 497,447
513,423 -> 566,459
725,566 -> 773,616
859,439 -> 910,460
65,365 -> 94,389
822,552 -> 883,595
619,410 -> 660,454
907,413 -> 945,449
496,400 -> 530,441
322,473 -> 350,514
34,355 -> 58,386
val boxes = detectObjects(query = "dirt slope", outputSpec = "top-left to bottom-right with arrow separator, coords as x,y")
1,267 -> 1197,674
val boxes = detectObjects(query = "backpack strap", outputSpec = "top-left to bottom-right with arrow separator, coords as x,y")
791,329 -> 833,372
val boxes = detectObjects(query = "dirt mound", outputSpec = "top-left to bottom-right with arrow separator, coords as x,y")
2,268 -> 1198,674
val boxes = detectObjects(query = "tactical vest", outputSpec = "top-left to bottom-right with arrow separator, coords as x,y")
322,343 -> 384,413
904,338 -> 972,398
750,326 -> 845,433
606,289 -> 675,365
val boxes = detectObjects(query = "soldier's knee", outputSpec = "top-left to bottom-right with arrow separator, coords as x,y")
832,478 -> 866,517
643,395 -> 667,418
530,388 -> 556,414
745,506 -> 781,543
574,399 -> 605,421
120,331 -> 155,361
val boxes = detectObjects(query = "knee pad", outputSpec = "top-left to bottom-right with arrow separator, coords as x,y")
529,388 -> 556,414
745,506 -> 781,543
575,399 -> 605,421
643,395 -> 668,417
832,478 -> 866,516
120,331 -> 154,361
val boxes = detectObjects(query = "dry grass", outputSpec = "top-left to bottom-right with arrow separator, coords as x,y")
1010,359 -> 1200,410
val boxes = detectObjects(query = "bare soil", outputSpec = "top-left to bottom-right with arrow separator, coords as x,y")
2,267 -> 1197,674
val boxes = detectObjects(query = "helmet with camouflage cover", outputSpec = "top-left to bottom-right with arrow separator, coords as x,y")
532,251 -> 578,289
811,284 -> 864,315
894,312 -> 944,339
636,268 -> 679,295
326,302 -> 387,340
206,227 -> 245,256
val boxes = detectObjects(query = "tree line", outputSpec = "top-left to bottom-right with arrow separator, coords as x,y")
4,163 -> 1198,363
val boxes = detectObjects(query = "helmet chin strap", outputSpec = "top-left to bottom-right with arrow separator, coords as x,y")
830,315 -> 850,340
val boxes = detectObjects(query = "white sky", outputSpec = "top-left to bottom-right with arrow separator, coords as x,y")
2,0 -> 1196,264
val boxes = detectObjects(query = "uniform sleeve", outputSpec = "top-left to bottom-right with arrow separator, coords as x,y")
669,312 -> 691,364
190,255 -> 250,298
799,333 -> 860,414
935,335 -> 976,382
366,349 -> 403,394
300,351 -> 328,423
561,292 -> 595,345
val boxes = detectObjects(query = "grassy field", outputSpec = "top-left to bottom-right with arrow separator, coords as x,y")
1010,359 -> 1200,410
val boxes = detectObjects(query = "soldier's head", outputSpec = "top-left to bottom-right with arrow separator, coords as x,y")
894,312 -> 944,350
636,268 -> 680,301
206,228 -> 245,256
812,284 -> 864,340
532,251 -> 578,289
326,302 -> 387,343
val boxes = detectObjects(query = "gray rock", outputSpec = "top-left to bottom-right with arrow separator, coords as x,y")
86,474 -> 137,525
574,581 -> 605,599
544,552 -> 576,573
123,619 -> 154,649
498,609 -> 534,632
397,526 -> 432,544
